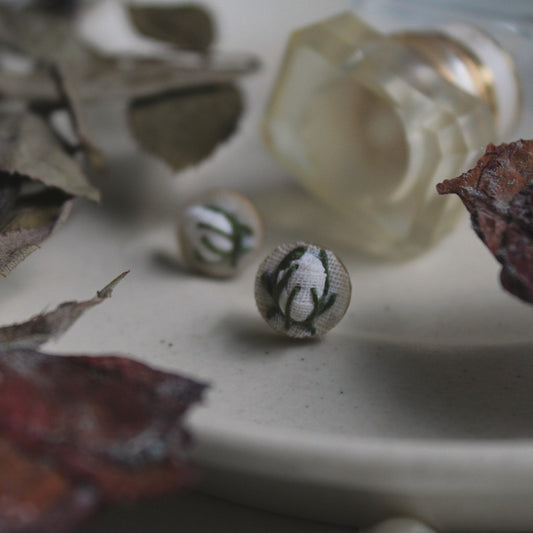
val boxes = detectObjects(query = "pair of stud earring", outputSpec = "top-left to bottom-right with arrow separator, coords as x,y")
178,189 -> 351,339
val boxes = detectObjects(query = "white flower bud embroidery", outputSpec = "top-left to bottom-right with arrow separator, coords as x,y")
276,250 -> 327,322
183,205 -> 235,263
183,204 -> 251,266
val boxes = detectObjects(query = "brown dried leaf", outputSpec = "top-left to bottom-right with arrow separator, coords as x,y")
76,56 -> 258,102
128,3 -> 215,52
0,6 -> 109,77
0,5 -> 256,103
0,189 -> 72,277
0,5 -> 111,169
128,84 -> 243,171
0,30 -> 257,106
437,139 -> 533,303
0,271 -> 128,348
0,174 -> 21,221
0,68 -> 60,104
0,111 -> 100,201
0,108 -> 100,276
51,68 -> 106,171
0,5 -> 255,173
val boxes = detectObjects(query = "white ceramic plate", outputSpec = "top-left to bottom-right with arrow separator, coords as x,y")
2,1 -> 533,531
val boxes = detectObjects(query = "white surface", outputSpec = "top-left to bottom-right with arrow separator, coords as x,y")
3,1 -> 533,531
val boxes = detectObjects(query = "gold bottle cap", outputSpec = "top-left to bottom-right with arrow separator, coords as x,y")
397,24 -> 520,138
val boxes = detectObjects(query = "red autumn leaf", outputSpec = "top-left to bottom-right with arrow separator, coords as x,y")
436,139 -> 533,303
0,437 -> 97,533
0,350 -> 206,502
0,274 -> 208,532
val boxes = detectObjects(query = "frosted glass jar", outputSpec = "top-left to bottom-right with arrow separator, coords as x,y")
262,10 -> 522,259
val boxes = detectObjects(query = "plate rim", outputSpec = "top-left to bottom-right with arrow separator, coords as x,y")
190,414 -> 533,491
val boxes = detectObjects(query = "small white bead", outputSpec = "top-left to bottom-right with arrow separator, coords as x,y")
255,242 -> 351,338
178,190 -> 263,278
361,517 -> 437,533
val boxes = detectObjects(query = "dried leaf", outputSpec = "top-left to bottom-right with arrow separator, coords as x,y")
75,56 -> 258,102
0,173 -> 21,220
0,32 -> 257,105
0,108 -> 99,276
0,111 -> 100,201
0,105 -> 102,273
0,437 -> 97,533
0,6 -> 109,77
0,349 -> 206,501
0,189 -> 72,277
0,270 -> 129,348
29,1 -> 83,15
0,348 -> 206,531
0,5 -> 255,173
128,84 -> 243,171
128,3 -> 215,52
0,68 -> 60,104
0,275 -> 207,532
51,67 -> 105,171
0,6 -> 255,276
437,139 -> 533,303
0,5 -> 256,103
0,5 -> 111,168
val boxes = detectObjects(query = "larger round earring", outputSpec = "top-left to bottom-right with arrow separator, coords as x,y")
254,241 -> 351,339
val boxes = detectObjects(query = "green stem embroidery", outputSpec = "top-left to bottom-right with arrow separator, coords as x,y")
197,221 -> 232,239
284,285 -> 301,330
273,264 -> 299,304
194,204 -> 253,267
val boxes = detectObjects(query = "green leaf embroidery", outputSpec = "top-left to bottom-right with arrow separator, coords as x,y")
194,203 -> 253,267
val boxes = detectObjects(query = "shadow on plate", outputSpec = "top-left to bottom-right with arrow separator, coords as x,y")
349,337 -> 533,440
75,491 -> 351,533
212,311 -> 322,355
150,249 -> 190,277
209,310 -> 533,441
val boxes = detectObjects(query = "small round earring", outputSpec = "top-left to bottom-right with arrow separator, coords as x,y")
177,189 -> 263,278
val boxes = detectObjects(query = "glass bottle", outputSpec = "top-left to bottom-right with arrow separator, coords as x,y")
262,1 -> 529,259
